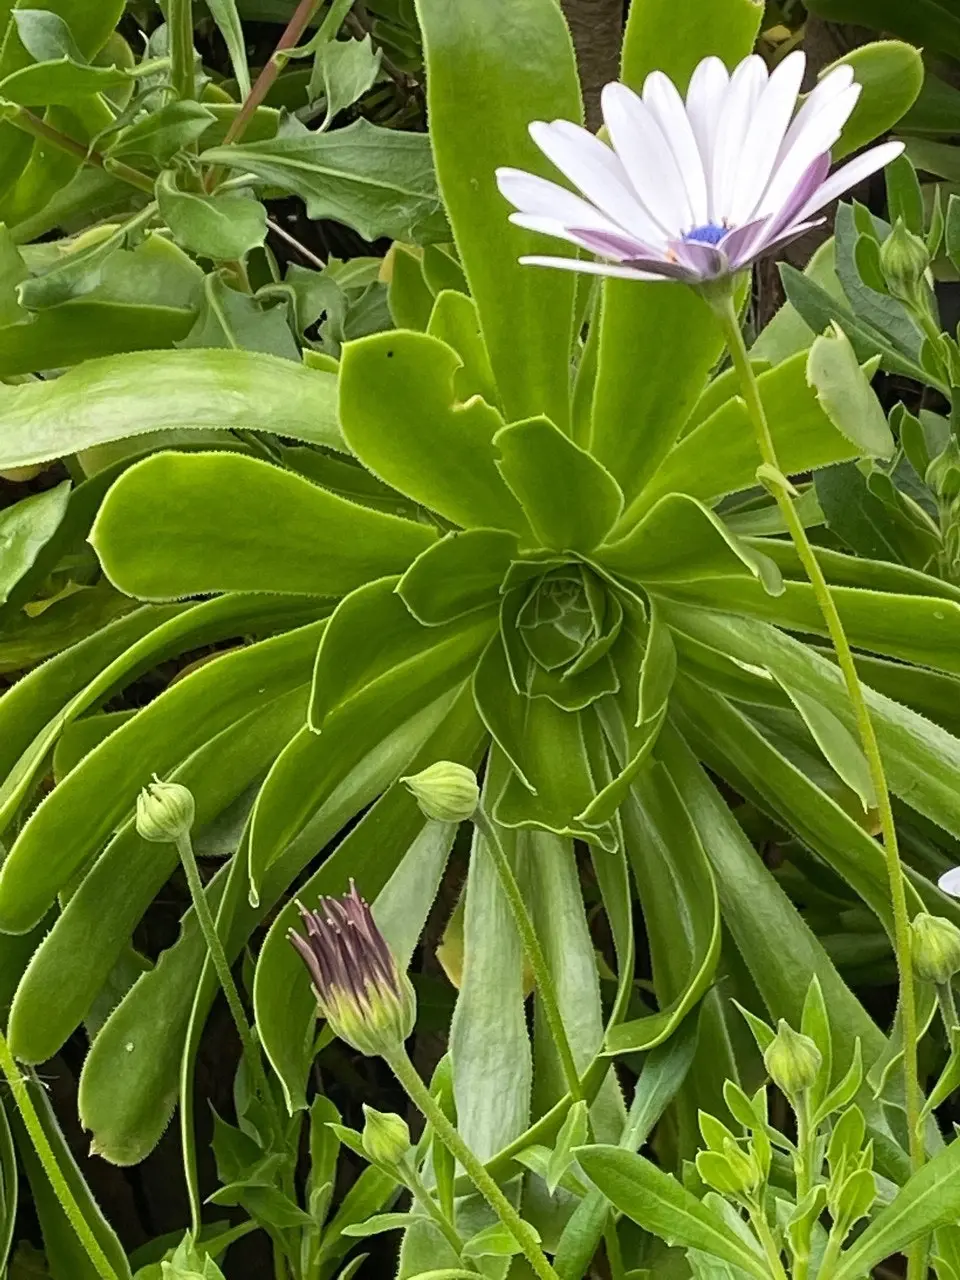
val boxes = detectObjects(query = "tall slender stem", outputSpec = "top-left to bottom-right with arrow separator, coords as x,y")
403,1161 -> 474,1266
746,1202 -> 789,1280
473,809 -> 583,1102
0,1036 -> 119,1280
712,289 -> 924,1263
175,832 -> 280,1128
386,1046 -> 560,1280
3,106 -> 155,194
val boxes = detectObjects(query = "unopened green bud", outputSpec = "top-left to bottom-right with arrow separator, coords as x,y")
361,1105 -> 411,1166
764,1020 -> 822,1098
402,761 -> 479,822
136,777 -> 195,844
695,1141 -> 759,1197
926,437 -> 960,503
879,219 -> 930,302
911,912 -> 960,984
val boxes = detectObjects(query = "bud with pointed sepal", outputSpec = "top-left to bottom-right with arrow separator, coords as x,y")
402,761 -> 479,822
879,217 -> 931,305
763,1020 -> 822,1099
361,1105 -> 411,1167
911,912 -> 960,985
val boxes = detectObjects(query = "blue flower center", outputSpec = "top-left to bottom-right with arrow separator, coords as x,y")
683,222 -> 727,246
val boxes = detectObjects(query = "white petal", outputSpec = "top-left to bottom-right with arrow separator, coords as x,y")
519,254 -> 668,281
527,120 -> 667,245
686,56 -> 729,175
780,62 -> 856,159
755,82 -> 860,219
729,50 -> 806,224
795,140 -> 905,222
711,54 -> 768,223
939,866 -> 960,898
601,82 -> 691,233
497,167 -> 636,236
643,70 -> 708,225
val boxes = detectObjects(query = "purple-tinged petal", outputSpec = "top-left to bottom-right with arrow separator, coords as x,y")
721,153 -> 830,265
795,140 -> 905,223
727,218 -> 825,269
519,255 -> 671,281
668,238 -> 727,279
756,81 -> 860,219
567,225 -> 658,259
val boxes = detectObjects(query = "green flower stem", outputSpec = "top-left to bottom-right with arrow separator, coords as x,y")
746,1201 -> 789,1280
473,808 -> 583,1103
4,106 -> 155,194
174,832 -> 280,1129
0,1033 -> 119,1280
386,1045 -> 560,1280
712,291 -> 923,1186
403,1160 -> 475,1267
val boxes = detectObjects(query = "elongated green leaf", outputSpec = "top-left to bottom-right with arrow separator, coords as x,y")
575,1147 -> 767,1280
92,452 -> 435,600
632,351 -> 858,520
588,0 -> 761,502
0,57 -> 130,105
414,0 -> 581,429
833,1140 -> 960,1280
0,349 -> 341,467
0,620 -> 324,934
0,479 -> 70,604
339,330 -> 527,535
600,493 -> 782,595
0,1100 -> 15,1274
79,692 -> 458,1163
255,691 -> 483,1112
206,0 -> 251,96
495,415 -> 624,552
807,324 -> 895,458
607,766 -> 720,1054
7,686 -> 306,1064
397,529 -> 516,625
310,576 -> 495,729
202,120 -> 446,243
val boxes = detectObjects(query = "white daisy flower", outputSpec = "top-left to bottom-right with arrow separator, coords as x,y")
496,51 -> 904,284
939,867 -> 960,899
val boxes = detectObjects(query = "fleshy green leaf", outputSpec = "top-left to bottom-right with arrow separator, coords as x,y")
806,324 -> 896,459
92,452 -> 435,600
339,329 -> 528,534
495,415 -> 624,552
397,529 -> 517,625
0,480 -> 71,605
827,42 -> 925,160
0,349 -> 342,468
414,0 -> 581,428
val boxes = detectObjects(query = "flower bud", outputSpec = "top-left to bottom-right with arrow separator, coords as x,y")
911,912 -> 960,984
136,777 -> 195,844
879,219 -> 931,303
926,437 -> 960,504
361,1105 -> 411,1166
401,761 -> 479,822
289,881 -> 416,1058
763,1020 -> 822,1098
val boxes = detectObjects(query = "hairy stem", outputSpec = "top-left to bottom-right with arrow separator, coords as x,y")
175,832 -> 280,1127
0,1035 -> 119,1280
404,1161 -> 474,1266
712,288 -> 924,1266
473,809 -> 583,1102
387,1046 -> 560,1280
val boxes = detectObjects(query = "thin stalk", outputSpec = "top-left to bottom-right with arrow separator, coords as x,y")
746,1201 -> 789,1280
4,106 -> 155,194
169,0 -> 196,100
473,809 -> 583,1103
0,1033 -> 119,1280
386,1046 -> 560,1280
403,1161 -> 474,1266
712,289 -> 925,1272
267,216 -> 326,269
603,1217 -> 626,1280
174,831 -> 280,1129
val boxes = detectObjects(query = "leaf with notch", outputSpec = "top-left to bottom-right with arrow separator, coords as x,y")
157,171 -> 267,261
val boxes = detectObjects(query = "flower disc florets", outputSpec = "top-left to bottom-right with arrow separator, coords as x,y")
288,882 -> 415,1058
496,51 -> 903,285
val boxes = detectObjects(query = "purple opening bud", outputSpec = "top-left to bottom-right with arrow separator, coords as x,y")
288,881 -> 416,1058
